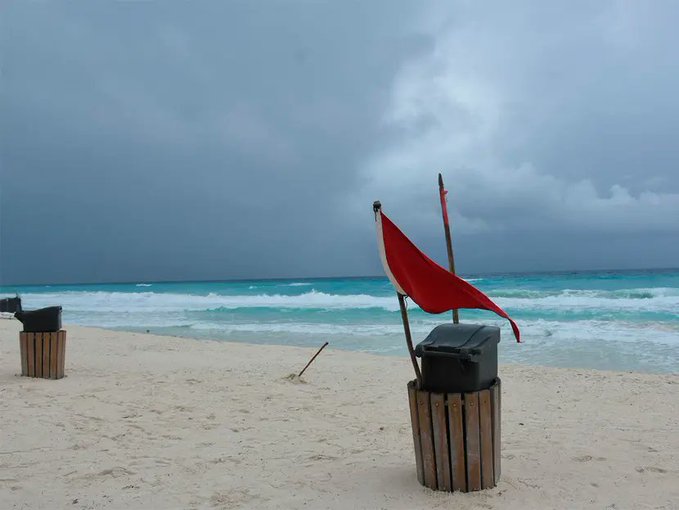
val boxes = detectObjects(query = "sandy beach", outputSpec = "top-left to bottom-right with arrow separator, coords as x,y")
1,320 -> 677,509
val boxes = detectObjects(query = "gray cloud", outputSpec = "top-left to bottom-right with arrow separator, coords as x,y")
350,1 -> 679,265
1,1 -> 678,284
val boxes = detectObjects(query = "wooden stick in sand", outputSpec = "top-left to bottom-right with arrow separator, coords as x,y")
438,172 -> 460,324
298,342 -> 329,377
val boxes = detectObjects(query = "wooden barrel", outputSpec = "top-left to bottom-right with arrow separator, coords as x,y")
19,331 -> 66,379
407,378 -> 500,492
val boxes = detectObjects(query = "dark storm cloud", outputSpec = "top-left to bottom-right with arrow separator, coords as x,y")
1,1 -> 678,284
0,1 -> 429,283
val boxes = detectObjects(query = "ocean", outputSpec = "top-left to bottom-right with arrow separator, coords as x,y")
2,269 -> 678,373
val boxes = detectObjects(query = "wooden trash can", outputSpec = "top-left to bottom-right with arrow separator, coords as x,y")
407,378 -> 500,492
19,331 -> 66,379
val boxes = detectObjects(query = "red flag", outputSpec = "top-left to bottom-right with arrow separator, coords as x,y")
376,209 -> 520,342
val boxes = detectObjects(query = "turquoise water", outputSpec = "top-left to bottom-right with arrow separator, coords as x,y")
2,269 -> 678,373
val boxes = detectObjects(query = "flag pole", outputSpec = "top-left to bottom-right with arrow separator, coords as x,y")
397,293 -> 422,388
438,173 -> 460,324
374,200 -> 422,387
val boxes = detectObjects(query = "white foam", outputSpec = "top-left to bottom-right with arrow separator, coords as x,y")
495,288 -> 679,313
188,322 -> 408,335
264,319 -> 673,345
13,282 -> 678,371
19,285 -> 679,315
517,318 -> 679,345
20,290 -> 400,313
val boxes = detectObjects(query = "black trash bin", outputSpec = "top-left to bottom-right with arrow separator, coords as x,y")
415,323 -> 500,393
15,306 -> 62,332
0,296 -> 22,313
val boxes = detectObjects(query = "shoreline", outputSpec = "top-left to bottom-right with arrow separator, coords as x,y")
1,321 -> 678,509
50,322 -> 679,376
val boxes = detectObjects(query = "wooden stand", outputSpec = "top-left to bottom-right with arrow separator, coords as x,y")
407,378 -> 500,492
19,331 -> 66,379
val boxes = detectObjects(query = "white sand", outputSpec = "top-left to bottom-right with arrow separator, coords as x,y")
1,320 -> 677,509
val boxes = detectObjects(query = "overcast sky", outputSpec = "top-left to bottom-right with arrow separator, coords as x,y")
2,1 -> 678,285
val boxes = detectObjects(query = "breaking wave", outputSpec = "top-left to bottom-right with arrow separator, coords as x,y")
19,287 -> 679,314
7,272 -> 677,372
19,290 -> 398,313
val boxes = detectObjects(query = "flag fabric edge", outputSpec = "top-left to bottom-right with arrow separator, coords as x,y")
375,207 -> 521,342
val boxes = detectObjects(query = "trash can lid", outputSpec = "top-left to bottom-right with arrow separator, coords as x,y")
415,323 -> 500,358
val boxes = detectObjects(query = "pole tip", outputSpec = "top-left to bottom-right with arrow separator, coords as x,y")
438,173 -> 444,186
372,201 -> 382,212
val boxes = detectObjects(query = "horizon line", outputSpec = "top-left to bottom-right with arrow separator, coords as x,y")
1,266 -> 678,288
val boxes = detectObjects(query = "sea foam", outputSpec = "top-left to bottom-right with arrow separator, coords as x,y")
19,286 -> 679,314
6,271 -> 678,372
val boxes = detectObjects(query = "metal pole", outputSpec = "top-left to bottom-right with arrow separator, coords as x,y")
398,293 -> 422,387
438,173 -> 460,324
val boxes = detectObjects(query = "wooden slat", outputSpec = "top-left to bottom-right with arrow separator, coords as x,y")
20,333 -> 28,376
27,333 -> 35,377
50,332 -> 59,379
42,333 -> 51,378
407,381 -> 424,485
430,393 -> 451,491
492,379 -> 501,484
479,389 -> 494,488
57,331 -> 66,379
417,389 -> 437,489
447,393 -> 466,492
409,383 -> 501,493
464,392 -> 482,491
35,333 -> 43,378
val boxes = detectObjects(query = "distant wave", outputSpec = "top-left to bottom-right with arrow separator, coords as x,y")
491,287 -> 679,300
20,290 -> 398,312
11,275 -> 678,372
189,321 -> 407,335
18,286 -> 679,314
494,287 -> 679,312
